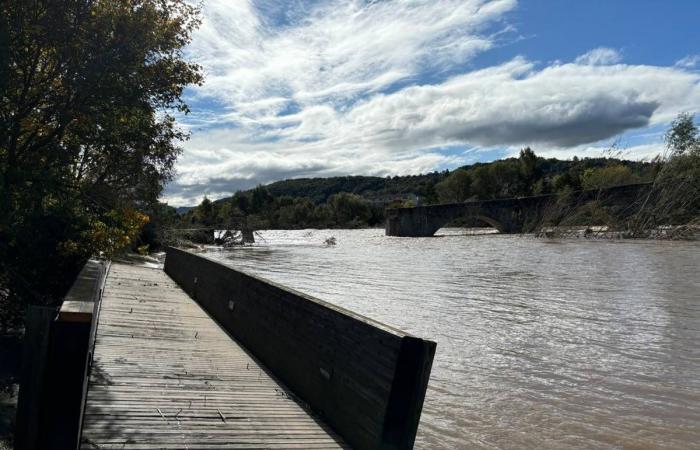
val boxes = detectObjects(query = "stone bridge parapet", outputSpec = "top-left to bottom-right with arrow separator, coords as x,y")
385,183 -> 651,237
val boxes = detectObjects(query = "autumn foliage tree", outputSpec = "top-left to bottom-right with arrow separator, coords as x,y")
0,0 -> 202,328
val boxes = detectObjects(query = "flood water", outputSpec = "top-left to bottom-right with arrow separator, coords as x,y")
202,229 -> 700,449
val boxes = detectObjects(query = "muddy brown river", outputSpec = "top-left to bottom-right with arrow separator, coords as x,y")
203,229 -> 700,449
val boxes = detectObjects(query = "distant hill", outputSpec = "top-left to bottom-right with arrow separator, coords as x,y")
176,154 -> 660,230
263,173 -> 445,204
238,157 -> 652,204
175,206 -> 195,215
194,156 -> 656,211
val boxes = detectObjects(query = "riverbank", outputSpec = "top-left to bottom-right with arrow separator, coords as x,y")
536,224 -> 700,240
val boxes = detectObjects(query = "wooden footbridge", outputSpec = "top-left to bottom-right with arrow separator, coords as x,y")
81,262 -> 346,449
15,249 -> 436,450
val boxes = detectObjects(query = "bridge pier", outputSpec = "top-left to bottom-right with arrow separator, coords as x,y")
385,207 -> 443,237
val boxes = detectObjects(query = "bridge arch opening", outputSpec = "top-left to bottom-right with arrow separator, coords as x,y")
474,215 -> 505,233
435,214 -> 505,235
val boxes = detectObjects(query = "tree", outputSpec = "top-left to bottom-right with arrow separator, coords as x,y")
470,166 -> 498,199
551,173 -> 572,192
312,204 -> 333,227
665,112 -> 699,156
250,185 -> 274,213
647,113 -> 700,229
435,169 -> 472,203
328,193 -> 371,226
277,198 -> 315,228
581,165 -> 640,190
194,197 -> 215,226
489,160 -> 523,198
135,202 -> 179,251
0,0 -> 202,328
518,147 -> 539,194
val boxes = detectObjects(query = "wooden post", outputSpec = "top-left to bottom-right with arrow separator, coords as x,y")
14,306 -> 55,450
14,259 -> 107,450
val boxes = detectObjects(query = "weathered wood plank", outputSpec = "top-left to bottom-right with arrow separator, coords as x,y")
165,247 -> 437,450
80,262 -> 347,449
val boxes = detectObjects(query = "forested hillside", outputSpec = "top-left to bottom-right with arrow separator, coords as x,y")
261,153 -> 655,205
174,150 -> 658,231
263,172 -> 445,204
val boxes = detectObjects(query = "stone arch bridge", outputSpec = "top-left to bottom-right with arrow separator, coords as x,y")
385,183 -> 651,237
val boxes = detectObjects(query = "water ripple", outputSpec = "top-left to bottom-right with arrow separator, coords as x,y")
204,229 -> 700,449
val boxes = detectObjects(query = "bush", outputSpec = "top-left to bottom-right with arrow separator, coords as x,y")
581,165 -> 640,190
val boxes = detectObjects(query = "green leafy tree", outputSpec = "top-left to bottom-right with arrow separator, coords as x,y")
250,185 -> 274,214
194,197 -> 215,226
470,166 -> 499,199
552,173 -> 575,192
649,113 -> 700,227
277,198 -> 315,228
329,193 -> 371,226
666,112 -> 699,156
581,165 -> 640,190
490,160 -> 524,198
532,178 -> 550,195
136,202 -> 179,251
435,169 -> 472,203
0,0 -> 202,328
217,201 -> 234,226
518,147 -> 539,194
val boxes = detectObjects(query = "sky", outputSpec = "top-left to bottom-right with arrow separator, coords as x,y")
164,0 -> 700,206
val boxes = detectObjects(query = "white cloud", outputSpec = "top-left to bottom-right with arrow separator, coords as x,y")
504,142 -> 665,162
164,2 -> 700,206
675,54 -> 700,69
187,0 -> 516,112
166,54 -> 700,205
574,47 -> 622,66
341,57 -> 700,149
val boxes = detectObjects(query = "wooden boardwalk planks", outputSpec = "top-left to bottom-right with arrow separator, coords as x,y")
80,262 -> 348,450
